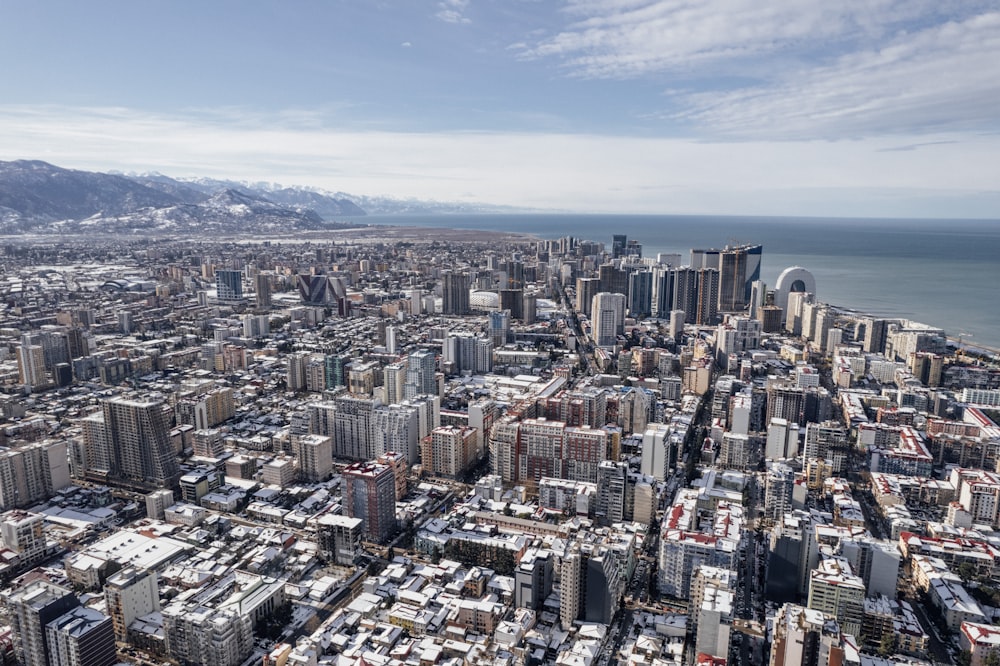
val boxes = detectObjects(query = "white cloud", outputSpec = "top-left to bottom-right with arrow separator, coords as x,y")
522,0 -> 951,77
1,105 -> 999,217
436,0 -> 472,24
674,11 -> 1000,138
520,1 -> 1000,139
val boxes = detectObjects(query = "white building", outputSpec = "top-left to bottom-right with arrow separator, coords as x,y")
591,292 -> 626,348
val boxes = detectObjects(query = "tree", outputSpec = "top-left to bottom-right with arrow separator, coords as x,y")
958,561 -> 978,583
877,632 -> 895,657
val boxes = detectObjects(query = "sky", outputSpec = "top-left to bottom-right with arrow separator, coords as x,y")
2,0 -> 1000,216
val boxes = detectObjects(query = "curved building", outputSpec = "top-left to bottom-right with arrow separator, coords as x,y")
774,267 -> 816,313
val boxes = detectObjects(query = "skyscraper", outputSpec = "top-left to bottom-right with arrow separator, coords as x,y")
17,343 -> 47,390
652,266 -> 675,317
672,267 -> 699,324
718,244 -> 762,312
254,272 -> 272,307
324,352 -> 351,389
612,234 -> 627,259
695,268 -> 720,325
591,292 -> 626,348
489,310 -> 510,347
406,348 -> 437,397
441,271 -> 470,315
383,362 -> 407,405
499,288 -> 524,320
371,404 -> 421,463
215,269 -> 243,301
627,270 -> 653,318
595,460 -> 627,525
84,397 -> 179,489
575,277 -> 600,317
598,263 -> 629,295
522,291 -> 537,324
343,461 -> 397,543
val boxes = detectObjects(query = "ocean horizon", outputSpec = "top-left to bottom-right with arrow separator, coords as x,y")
358,213 -> 1000,350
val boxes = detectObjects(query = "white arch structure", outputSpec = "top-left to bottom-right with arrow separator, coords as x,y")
774,266 -> 816,313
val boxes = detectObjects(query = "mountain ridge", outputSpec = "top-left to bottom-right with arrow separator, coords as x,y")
0,159 -> 554,236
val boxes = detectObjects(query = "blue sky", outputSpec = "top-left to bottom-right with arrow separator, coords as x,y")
2,0 -> 999,216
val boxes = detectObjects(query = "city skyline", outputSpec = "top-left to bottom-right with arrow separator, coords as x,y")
2,2 -> 1000,217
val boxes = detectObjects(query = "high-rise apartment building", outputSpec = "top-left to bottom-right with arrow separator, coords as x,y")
0,441 -> 71,510
253,272 -> 272,307
214,269 -> 243,301
591,292 -> 626,348
328,395 -> 377,460
673,267 -> 699,324
285,352 -> 308,392
595,461 -> 627,525
807,557 -> 865,638
652,266 -> 675,317
82,397 -> 179,489
767,383 -> 807,427
175,387 -> 235,431
576,277 -> 600,317
764,463 -> 795,524
104,568 -> 160,644
640,423 -> 676,481
8,581 -> 80,666
162,604 -> 252,666
490,418 -> 608,486
627,270 -> 653,318
406,349 -> 437,397
17,343 -> 47,390
695,268 -> 720,325
441,271 -> 470,315
44,606 -> 116,666
598,263 -> 629,296
718,244 -> 762,312
420,425 -> 478,479
371,404 -> 420,464
305,356 -> 327,392
343,461 -> 397,543
1,510 -> 48,568
294,434 -> 333,482
316,514 -> 363,565
563,426 -> 607,483
803,419 -> 849,473
488,310 -> 510,348
383,363 -> 407,405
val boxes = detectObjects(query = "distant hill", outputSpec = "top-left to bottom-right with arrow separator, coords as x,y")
0,159 -> 548,236
135,174 -> 367,218
0,160 -> 181,231
0,160 -> 364,235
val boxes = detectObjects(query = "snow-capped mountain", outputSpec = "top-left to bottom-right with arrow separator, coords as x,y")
0,160 -> 364,235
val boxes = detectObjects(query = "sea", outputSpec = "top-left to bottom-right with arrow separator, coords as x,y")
357,214 -> 1000,351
